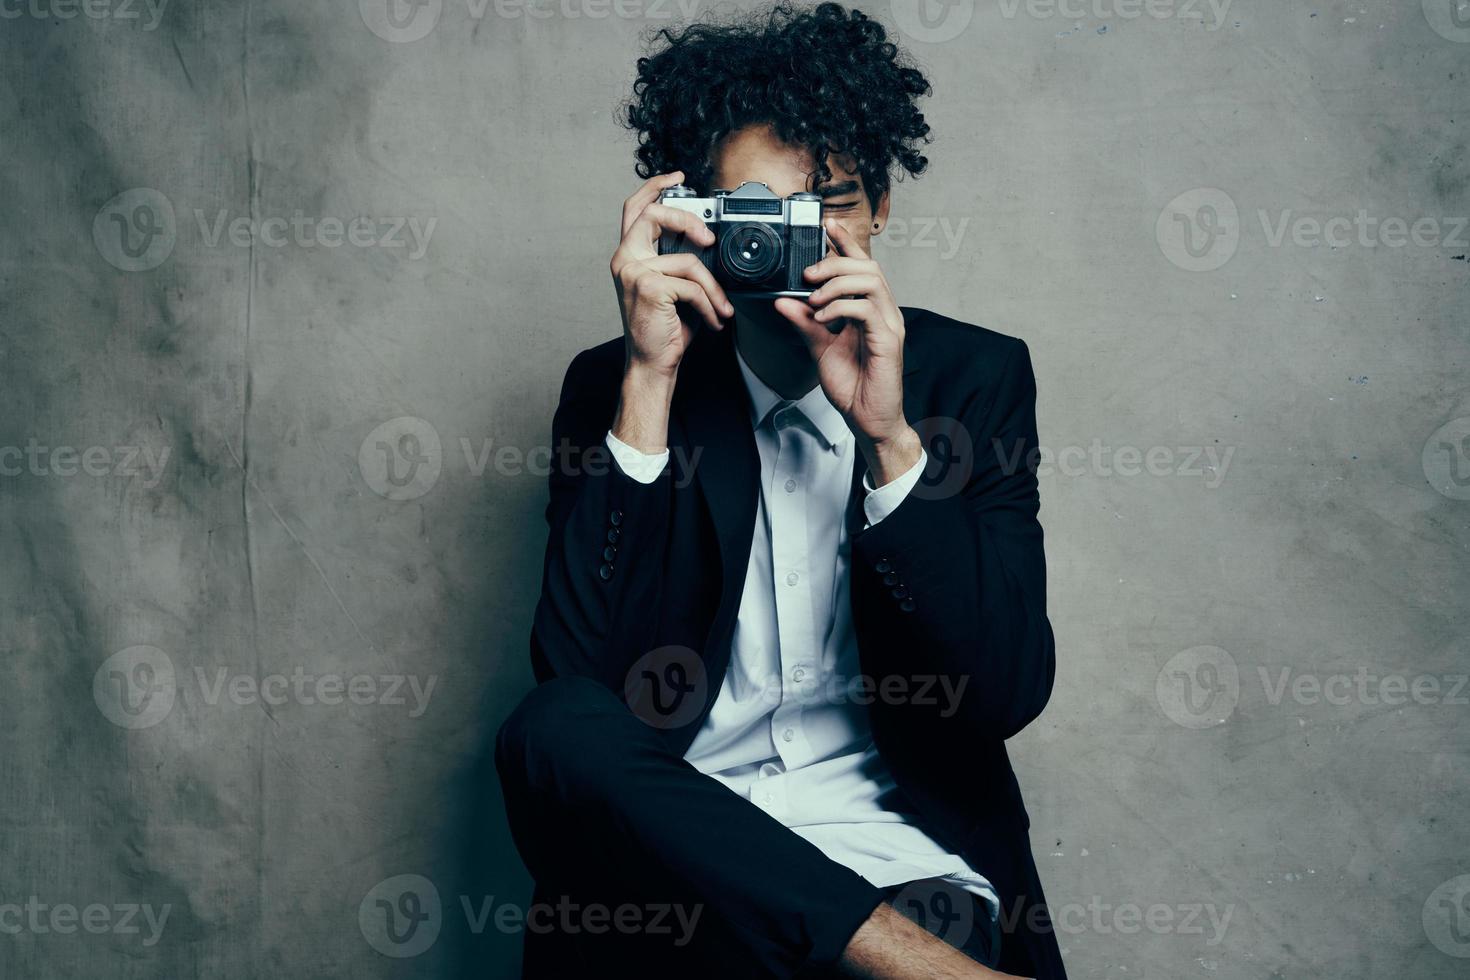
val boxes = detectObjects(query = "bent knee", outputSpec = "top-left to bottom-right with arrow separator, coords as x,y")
495,676 -> 632,791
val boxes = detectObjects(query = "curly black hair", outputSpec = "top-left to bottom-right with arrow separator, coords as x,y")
624,3 -> 932,210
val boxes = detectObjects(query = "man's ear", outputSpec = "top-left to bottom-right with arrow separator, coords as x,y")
872,192 -> 891,234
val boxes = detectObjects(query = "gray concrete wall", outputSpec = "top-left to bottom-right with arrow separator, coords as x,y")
1,1 -> 1466,976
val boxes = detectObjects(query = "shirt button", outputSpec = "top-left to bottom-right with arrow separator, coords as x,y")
792,667 -> 806,682
785,572 -> 799,586
784,478 -> 797,493
762,794 -> 774,806
782,728 -> 795,742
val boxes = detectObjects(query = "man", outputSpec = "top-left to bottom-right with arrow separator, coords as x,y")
496,5 -> 1063,977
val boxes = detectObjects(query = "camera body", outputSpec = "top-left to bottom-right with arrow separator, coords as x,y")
657,181 -> 827,298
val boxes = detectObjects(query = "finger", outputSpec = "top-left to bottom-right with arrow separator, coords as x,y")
807,273 -> 884,307
774,296 -> 834,350
824,217 -> 871,261
647,252 -> 735,318
628,202 -> 716,254
802,254 -> 879,285
812,298 -> 881,331
621,171 -> 686,239
663,275 -> 725,332
809,273 -> 901,325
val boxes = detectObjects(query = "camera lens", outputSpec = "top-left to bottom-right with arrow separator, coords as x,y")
719,222 -> 783,284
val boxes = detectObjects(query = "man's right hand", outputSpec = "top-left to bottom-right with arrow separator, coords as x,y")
609,171 -> 733,453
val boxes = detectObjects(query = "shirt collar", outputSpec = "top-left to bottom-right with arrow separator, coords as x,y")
734,345 -> 851,451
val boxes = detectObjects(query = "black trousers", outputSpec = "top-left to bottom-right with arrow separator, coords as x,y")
495,675 -> 998,978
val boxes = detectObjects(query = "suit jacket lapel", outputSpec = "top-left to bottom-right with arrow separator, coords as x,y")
673,327 -> 760,665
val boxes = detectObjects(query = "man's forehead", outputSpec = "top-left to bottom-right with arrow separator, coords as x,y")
710,127 -> 862,197
711,163 -> 865,199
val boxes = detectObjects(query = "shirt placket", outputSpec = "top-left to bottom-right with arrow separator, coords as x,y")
767,406 -> 820,785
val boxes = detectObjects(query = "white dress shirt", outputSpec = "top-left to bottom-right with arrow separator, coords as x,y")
604,348 -> 997,915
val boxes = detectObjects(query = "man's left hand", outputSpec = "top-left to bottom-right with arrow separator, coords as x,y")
775,218 -> 923,487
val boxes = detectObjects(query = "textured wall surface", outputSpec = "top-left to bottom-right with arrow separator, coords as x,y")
2,0 -> 1467,976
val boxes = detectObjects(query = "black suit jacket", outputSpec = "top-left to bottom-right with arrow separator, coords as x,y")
529,308 -> 1066,980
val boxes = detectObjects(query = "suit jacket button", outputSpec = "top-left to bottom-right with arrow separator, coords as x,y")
882,571 -> 898,586
607,527 -> 622,544
875,559 -> 891,574
598,563 -> 614,581
610,510 -> 624,527
899,597 -> 916,613
891,585 -> 908,599
603,545 -> 617,561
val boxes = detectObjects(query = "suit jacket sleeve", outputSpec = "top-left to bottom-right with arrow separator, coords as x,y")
850,337 -> 1055,740
530,349 -> 672,685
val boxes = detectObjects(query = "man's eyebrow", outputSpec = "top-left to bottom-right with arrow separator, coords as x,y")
815,180 -> 861,199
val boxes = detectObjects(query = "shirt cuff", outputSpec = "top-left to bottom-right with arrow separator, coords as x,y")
861,450 -> 928,527
604,430 -> 670,485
